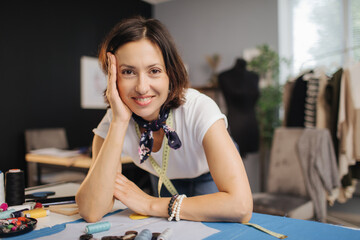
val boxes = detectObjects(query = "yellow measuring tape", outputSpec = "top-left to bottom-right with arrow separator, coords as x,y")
135,110 -> 178,197
243,222 -> 288,239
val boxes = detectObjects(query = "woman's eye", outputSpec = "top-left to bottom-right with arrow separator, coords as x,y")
150,69 -> 161,74
122,69 -> 135,75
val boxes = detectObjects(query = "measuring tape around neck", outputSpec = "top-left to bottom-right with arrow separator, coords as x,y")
135,110 -> 178,197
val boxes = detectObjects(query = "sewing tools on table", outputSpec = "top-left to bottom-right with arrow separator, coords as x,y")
5,169 -> 25,206
23,208 -> 50,218
85,221 -> 112,234
34,195 -> 76,207
80,226 -> 172,240
25,191 -> 55,199
0,168 -> 59,237
0,217 -> 37,237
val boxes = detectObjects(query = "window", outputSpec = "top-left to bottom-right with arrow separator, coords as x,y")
279,0 -> 360,82
351,0 -> 360,61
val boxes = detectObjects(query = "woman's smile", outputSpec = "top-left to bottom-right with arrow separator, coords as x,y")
132,95 -> 154,106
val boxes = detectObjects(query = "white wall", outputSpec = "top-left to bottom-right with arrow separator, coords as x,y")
154,0 -> 278,87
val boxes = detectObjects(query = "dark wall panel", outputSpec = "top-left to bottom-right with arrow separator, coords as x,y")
0,1 -> 152,174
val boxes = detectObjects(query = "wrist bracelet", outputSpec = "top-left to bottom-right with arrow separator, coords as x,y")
168,194 -> 178,217
167,194 -> 186,222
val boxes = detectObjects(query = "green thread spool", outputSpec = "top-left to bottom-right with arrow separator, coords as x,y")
85,221 -> 111,234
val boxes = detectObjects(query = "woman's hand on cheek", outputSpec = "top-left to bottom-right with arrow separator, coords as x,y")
106,52 -> 132,123
114,172 -> 153,216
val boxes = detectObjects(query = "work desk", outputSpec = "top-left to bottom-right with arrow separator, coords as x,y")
25,154 -> 133,186
9,182 -> 360,240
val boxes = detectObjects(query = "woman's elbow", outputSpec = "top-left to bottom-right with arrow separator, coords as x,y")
232,196 -> 253,223
80,211 -> 103,223
76,194 -> 104,223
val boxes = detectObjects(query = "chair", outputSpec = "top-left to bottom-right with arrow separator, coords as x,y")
252,128 -> 314,220
25,128 -> 86,186
25,128 -> 69,152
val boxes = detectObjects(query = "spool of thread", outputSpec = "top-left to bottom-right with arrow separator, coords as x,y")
157,228 -> 173,240
134,229 -> 152,240
5,169 -> 25,206
0,209 -> 16,219
23,208 -> 49,218
0,171 -> 5,203
85,221 -> 111,234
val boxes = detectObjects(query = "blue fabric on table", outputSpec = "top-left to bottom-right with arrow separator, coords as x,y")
203,212 -> 360,240
5,211 -> 360,240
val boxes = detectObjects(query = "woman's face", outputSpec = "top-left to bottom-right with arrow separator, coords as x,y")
115,39 -> 169,121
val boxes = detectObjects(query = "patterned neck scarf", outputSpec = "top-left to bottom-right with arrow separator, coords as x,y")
132,108 -> 182,163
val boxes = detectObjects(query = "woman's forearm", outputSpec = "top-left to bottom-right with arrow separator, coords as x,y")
148,191 -> 252,223
76,121 -> 128,222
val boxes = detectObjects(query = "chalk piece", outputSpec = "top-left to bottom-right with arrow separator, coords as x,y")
129,213 -> 149,220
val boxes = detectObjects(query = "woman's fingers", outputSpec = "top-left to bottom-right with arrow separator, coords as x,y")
105,52 -> 132,122
114,173 -> 152,216
106,52 -> 117,102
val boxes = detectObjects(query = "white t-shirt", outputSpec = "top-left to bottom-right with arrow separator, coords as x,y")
93,88 -> 227,179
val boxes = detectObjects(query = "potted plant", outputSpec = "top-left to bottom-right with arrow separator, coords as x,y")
247,44 -> 284,191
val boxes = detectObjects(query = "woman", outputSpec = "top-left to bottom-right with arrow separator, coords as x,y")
76,16 -> 252,223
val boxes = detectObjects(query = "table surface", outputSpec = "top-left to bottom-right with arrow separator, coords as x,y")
10,183 -> 360,240
25,154 -> 133,168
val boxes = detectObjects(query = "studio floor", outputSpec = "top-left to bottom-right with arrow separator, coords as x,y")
327,193 -> 360,229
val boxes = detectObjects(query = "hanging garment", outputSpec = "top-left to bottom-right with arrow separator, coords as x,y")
337,62 -> 360,178
286,74 -> 308,127
282,80 -> 295,126
297,128 -> 340,222
324,68 -> 343,162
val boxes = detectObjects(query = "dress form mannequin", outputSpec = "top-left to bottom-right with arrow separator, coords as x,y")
218,58 -> 260,157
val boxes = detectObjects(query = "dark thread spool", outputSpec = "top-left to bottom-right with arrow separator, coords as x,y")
5,169 -> 25,206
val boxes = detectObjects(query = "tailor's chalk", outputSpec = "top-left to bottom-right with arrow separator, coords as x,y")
157,228 -> 173,240
85,221 -> 111,234
134,229 -> 152,240
23,208 -> 49,218
129,213 -> 149,220
0,209 -> 15,219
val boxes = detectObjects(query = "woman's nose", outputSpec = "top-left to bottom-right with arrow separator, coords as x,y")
135,74 -> 150,94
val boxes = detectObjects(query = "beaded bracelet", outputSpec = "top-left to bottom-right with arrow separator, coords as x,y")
175,194 -> 186,221
168,194 -> 179,217
167,197 -> 180,221
167,194 -> 186,222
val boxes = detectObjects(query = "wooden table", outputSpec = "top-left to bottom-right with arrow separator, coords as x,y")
25,154 -> 133,187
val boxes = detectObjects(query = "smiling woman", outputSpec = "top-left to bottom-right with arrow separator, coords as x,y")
75,16 -> 253,224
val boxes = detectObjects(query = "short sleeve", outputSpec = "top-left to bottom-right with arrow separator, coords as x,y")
183,89 -> 228,144
92,108 -> 112,139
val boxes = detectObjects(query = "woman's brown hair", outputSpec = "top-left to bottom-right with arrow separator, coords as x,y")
99,16 -> 189,109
